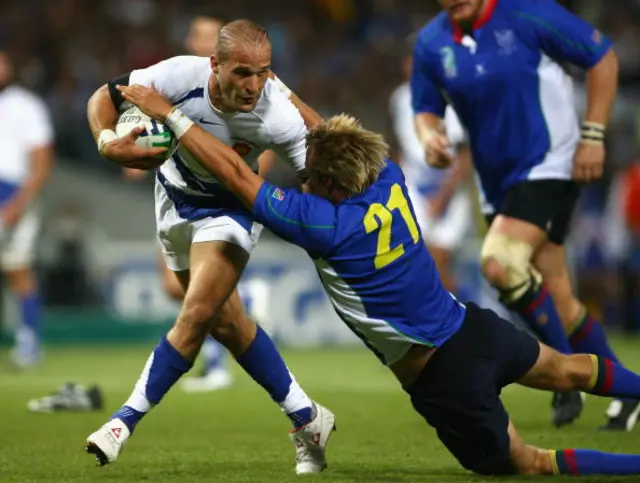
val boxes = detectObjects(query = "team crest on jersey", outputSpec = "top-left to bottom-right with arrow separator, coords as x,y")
232,142 -> 252,157
494,29 -> 516,55
272,187 -> 286,201
592,29 -> 602,45
439,47 -> 457,79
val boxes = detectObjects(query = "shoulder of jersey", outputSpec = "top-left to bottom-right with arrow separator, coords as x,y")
254,79 -> 301,127
151,55 -> 210,95
416,12 -> 450,48
4,85 -> 46,110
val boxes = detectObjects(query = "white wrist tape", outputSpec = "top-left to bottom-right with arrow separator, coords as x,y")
97,129 -> 118,154
271,75 -> 292,98
165,108 -> 194,139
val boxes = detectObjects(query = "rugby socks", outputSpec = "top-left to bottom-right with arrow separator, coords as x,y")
584,355 -> 640,399
509,283 -> 573,354
15,293 -> 42,361
236,326 -> 315,427
202,336 -> 226,374
551,449 -> 640,475
112,336 -> 193,432
568,308 -> 620,363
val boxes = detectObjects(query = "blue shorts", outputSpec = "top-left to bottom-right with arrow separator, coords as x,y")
405,302 -> 540,475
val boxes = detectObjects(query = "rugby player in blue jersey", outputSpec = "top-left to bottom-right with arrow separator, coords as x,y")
120,83 -> 640,477
412,0 -> 637,429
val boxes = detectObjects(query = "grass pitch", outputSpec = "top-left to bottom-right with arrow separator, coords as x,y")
2,337 -> 640,482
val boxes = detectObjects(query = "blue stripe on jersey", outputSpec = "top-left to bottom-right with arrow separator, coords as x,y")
172,87 -> 205,106
0,179 -> 19,206
157,171 -> 254,231
171,152 -> 225,194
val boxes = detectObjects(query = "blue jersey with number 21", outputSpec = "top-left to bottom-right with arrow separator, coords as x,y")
253,160 -> 465,366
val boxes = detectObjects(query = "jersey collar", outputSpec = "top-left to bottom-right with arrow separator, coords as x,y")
452,0 -> 498,43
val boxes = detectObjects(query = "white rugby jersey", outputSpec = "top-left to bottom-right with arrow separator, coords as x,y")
129,56 -> 307,197
0,86 -> 53,198
389,82 -> 464,197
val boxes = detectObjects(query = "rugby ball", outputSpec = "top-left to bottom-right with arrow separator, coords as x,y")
115,105 -> 179,161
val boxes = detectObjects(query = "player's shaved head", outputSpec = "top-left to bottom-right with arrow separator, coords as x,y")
215,19 -> 271,62
306,115 -> 389,197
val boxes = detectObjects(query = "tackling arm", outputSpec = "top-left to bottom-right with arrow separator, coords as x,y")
584,49 -> 618,128
175,117 -> 264,207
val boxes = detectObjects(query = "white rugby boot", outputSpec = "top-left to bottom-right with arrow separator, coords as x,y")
85,418 -> 131,466
289,403 -> 336,474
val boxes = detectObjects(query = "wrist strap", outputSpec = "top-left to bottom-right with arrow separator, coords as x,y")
166,108 -> 194,139
97,129 -> 118,155
580,121 -> 605,146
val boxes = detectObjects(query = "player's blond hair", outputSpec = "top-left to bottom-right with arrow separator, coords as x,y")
215,19 -> 270,61
306,115 -> 389,196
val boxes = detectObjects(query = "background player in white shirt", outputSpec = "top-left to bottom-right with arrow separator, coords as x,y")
123,12 -> 236,393
389,45 -> 471,294
85,20 -> 334,474
0,50 -> 54,368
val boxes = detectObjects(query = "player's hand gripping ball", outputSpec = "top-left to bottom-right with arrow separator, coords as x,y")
115,105 -> 179,163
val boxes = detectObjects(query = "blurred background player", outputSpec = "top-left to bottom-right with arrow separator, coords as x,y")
389,37 -> 471,294
412,0 -> 639,430
0,49 -> 54,369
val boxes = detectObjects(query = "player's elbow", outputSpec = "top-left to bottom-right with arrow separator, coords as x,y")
590,48 -> 618,79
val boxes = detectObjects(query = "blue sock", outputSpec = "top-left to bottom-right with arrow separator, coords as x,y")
508,284 -> 573,354
585,355 -> 640,400
236,326 -> 314,427
553,449 -> 640,475
17,293 -> 42,357
202,336 -> 226,373
112,336 -> 193,432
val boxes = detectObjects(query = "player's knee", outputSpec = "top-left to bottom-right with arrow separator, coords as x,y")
480,233 -> 535,301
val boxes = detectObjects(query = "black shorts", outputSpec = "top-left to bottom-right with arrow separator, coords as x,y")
485,180 -> 580,245
405,302 -> 540,475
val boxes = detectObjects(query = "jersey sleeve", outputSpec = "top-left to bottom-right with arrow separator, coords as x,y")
263,89 -> 308,174
515,1 -> 612,69
22,96 -> 54,150
253,182 -> 336,257
410,36 -> 447,117
128,56 -> 205,103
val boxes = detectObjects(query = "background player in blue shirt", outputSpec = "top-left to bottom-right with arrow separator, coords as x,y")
412,0 -> 635,429
119,82 -> 640,477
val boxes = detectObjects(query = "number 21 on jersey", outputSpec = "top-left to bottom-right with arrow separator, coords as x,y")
363,183 -> 420,269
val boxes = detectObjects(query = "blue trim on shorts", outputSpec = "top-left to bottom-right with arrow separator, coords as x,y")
156,171 -> 254,233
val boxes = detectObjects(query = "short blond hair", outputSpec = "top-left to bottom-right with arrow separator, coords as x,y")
306,114 -> 389,196
215,19 -> 270,61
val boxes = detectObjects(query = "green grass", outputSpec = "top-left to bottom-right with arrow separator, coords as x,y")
2,337 -> 640,482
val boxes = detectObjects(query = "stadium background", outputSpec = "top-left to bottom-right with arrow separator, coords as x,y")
2,2 -> 640,482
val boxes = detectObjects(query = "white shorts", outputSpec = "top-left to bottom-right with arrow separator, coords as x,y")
0,207 -> 39,270
155,178 -> 263,272
407,186 -> 472,251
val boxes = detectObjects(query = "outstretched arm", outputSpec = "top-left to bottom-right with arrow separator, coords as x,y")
117,84 -> 264,208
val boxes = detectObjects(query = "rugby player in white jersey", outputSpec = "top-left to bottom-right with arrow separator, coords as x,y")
389,43 -> 471,293
85,20 -> 334,474
0,50 -> 54,368
123,12 -> 236,393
